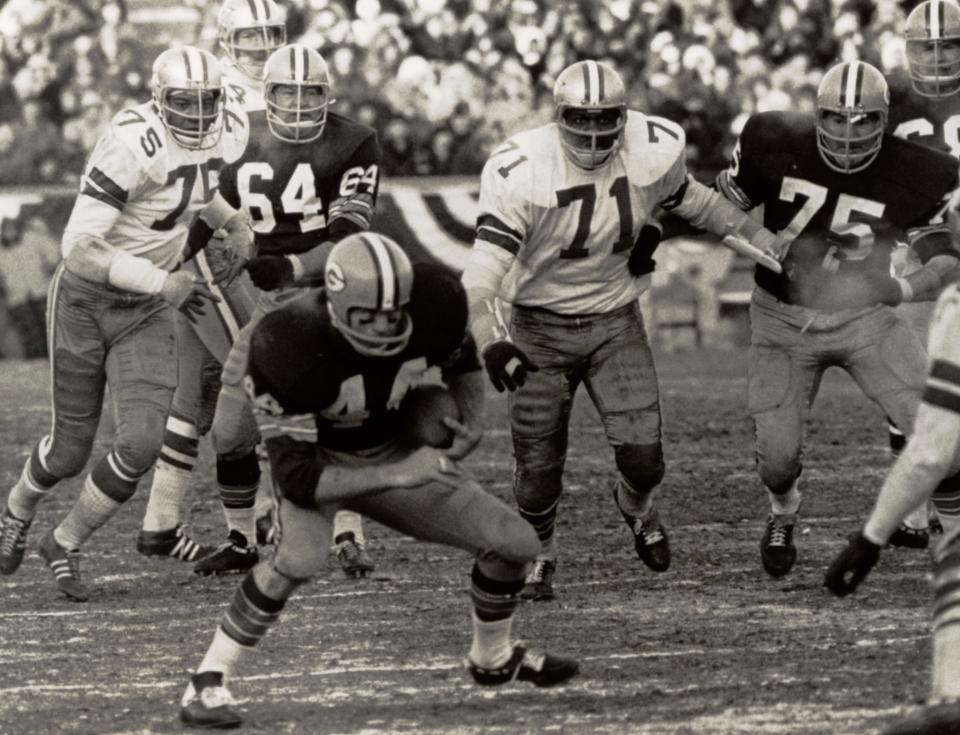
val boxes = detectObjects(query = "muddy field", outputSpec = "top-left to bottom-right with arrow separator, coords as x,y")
0,349 -> 936,734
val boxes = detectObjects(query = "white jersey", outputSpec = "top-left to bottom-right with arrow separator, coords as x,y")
221,57 -> 265,113
62,100 -> 249,271
475,110 -> 688,314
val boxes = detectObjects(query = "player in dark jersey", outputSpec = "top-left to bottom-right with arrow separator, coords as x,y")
184,43 -> 383,577
178,233 -> 579,729
715,59 -> 960,579
876,0 -> 960,549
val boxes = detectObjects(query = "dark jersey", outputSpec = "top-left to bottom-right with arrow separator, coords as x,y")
248,262 -> 480,453
887,69 -> 960,158
217,110 -> 381,259
716,110 -> 958,310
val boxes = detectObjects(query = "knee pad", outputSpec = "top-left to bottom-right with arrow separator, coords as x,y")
760,461 -> 802,496
614,442 -> 664,493
513,461 -> 564,513
217,450 -> 260,488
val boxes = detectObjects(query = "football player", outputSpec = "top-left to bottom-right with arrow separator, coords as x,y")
714,59 -> 960,579
460,59 -> 786,601
878,0 -> 960,549
188,43 -> 383,578
179,233 -> 579,728
0,46 -> 254,601
136,0 -> 287,568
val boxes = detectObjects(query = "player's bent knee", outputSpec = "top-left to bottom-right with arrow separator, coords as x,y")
253,560 -> 312,599
615,442 -> 664,492
113,435 -> 163,479
514,463 -> 564,510
759,462 -> 801,496
476,550 -> 530,581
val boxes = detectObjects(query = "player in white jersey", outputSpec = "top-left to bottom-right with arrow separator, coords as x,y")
0,46 -> 254,601
461,59 -> 785,601
137,0 -> 285,568
825,5 -> 960,733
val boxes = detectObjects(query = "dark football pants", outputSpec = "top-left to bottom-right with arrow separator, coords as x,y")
748,287 -> 926,494
39,264 -> 177,481
507,301 -> 663,511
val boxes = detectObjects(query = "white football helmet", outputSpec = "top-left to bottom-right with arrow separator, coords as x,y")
263,44 -> 332,144
218,0 -> 287,81
816,60 -> 888,174
151,46 -> 224,150
325,233 -> 413,357
904,0 -> 960,98
553,60 -> 627,170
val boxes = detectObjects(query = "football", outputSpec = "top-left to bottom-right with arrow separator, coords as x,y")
396,384 -> 460,449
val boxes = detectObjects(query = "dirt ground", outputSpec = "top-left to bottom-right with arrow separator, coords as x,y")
0,349 -> 938,734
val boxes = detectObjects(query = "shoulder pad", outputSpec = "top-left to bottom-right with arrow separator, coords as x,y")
481,124 -> 554,193
619,111 -> 686,182
220,101 -> 250,164
105,102 -> 170,183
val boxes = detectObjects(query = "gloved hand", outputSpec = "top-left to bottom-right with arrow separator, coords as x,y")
482,340 -> 539,393
246,254 -> 296,290
204,237 -> 245,287
628,224 -> 661,276
160,270 -> 219,323
824,531 -> 882,597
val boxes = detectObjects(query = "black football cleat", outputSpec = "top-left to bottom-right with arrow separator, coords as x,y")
468,645 -> 579,687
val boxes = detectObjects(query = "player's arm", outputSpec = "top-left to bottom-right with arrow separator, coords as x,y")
249,135 -> 383,290
895,190 -> 960,302
440,329 -> 485,460
61,133 -> 218,319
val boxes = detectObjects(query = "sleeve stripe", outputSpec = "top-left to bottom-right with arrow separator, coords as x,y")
477,213 -> 522,241
658,178 -> 688,210
716,171 -> 753,210
477,226 -> 520,254
81,185 -> 125,211
923,385 -> 960,414
88,167 -> 128,204
930,359 -> 960,387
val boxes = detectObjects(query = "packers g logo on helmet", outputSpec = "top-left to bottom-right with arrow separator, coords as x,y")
325,233 -> 414,357
150,46 -> 225,150
815,60 -> 888,174
263,44 -> 332,144
218,0 -> 287,81
553,60 -> 627,170
904,0 -> 960,98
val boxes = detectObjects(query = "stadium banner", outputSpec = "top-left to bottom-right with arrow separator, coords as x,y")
0,177 -> 481,272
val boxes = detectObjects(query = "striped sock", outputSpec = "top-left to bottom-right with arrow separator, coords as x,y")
932,538 -> 960,701
333,510 -> 365,545
517,498 -> 559,546
219,573 -> 287,650
143,415 -> 200,532
55,473 -> 123,550
218,453 -> 259,544
7,442 -> 59,520
469,563 -> 523,668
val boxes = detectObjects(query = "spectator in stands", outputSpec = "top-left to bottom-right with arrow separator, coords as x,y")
0,215 -> 58,358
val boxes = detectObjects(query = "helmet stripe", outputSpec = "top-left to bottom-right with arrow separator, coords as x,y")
246,0 -> 259,19
294,44 -> 304,80
597,63 -> 606,102
199,48 -> 209,84
363,234 -> 398,310
587,61 -> 600,105
842,61 -> 862,108
581,62 -> 590,104
288,45 -> 297,80
182,49 -> 196,82
251,0 -> 266,21
929,0 -> 942,38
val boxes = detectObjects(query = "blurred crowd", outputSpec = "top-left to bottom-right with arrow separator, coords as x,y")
0,0 -> 928,186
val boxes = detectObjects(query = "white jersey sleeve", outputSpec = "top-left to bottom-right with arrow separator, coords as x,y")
62,101 -> 243,274
473,113 -> 689,315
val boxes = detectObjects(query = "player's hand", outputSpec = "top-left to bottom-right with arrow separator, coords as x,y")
160,270 -> 220,323
482,341 -> 539,393
246,255 -> 295,290
393,446 -> 462,489
442,417 -> 483,461
205,237 -> 246,287
628,224 -> 661,276
824,532 -> 882,597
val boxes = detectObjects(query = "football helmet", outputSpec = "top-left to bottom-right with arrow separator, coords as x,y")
151,46 -> 224,150
263,44 -> 332,144
218,0 -> 287,81
905,0 -> 960,98
553,60 -> 627,170
816,60 -> 888,174
325,233 -> 413,357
